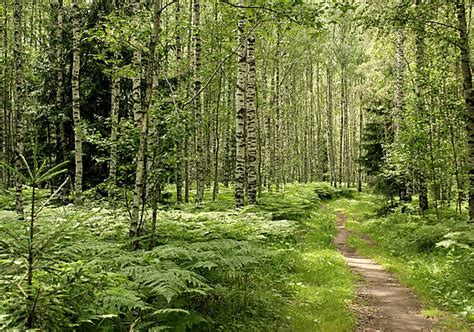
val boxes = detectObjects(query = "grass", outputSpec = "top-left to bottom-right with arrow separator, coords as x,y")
0,183 -> 356,331
284,208 -> 355,331
327,191 -> 473,331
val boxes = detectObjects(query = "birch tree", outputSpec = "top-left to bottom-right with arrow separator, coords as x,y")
455,0 -> 474,222
130,0 -> 162,249
234,0 -> 246,208
14,0 -> 24,217
193,0 -> 205,206
71,0 -> 83,205
246,9 -> 257,205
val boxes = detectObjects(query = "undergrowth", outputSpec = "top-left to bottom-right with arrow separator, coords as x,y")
0,183 -> 355,331
330,193 -> 474,329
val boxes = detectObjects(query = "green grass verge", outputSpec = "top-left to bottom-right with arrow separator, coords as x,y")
327,192 -> 473,331
283,208 -> 355,331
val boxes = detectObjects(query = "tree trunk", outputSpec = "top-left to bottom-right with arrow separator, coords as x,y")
175,0 -> 183,204
415,0 -> 428,212
274,30 -> 281,191
130,0 -> 162,249
456,0 -> 474,222
265,67 -> 273,192
71,0 -> 83,205
212,69 -> 222,201
395,29 -> 405,137
449,121 -> 463,213
0,2 -> 6,185
338,67 -> 345,187
56,0 -> 69,201
109,0 -> 122,196
132,0 -> 142,126
13,0 -> 24,218
193,0 -> 205,206
315,58 -> 323,182
109,56 -> 120,196
2,1 -> 9,187
246,19 -> 257,205
395,29 -> 410,202
326,67 -> 336,188
234,1 -> 246,208
358,87 -> 363,192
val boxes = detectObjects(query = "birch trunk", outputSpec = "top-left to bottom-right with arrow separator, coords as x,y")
175,0 -> 183,204
56,0 -> 69,201
234,1 -> 246,207
1,0 -> 10,186
246,21 -> 257,204
109,56 -> 120,196
358,86 -> 363,192
274,30 -> 281,191
326,67 -> 336,187
338,67 -> 345,187
394,29 -> 405,137
72,0 -> 83,205
456,0 -> 474,222
212,69 -> 222,201
130,0 -> 162,248
0,3 -> 5,185
193,0 -> 205,205
14,0 -> 24,218
132,0 -> 142,126
395,29 -> 410,201
415,0 -> 428,211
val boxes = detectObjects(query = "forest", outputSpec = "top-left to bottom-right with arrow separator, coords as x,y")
0,0 -> 473,330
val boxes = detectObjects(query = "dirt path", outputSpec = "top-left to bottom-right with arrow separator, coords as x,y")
334,211 -> 434,331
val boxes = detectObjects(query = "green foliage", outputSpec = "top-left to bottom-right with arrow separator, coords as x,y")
0,184 -> 356,331
333,194 -> 474,326
313,182 -> 356,201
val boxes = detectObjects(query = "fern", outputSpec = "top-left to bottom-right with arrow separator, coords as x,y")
100,289 -> 148,313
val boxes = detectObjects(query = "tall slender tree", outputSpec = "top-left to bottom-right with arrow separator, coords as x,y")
132,0 -> 142,126
0,0 -> 6,185
414,0 -> 428,212
455,0 -> 474,222
193,0 -> 205,206
326,66 -> 336,187
394,29 -> 405,137
246,10 -> 257,205
71,0 -> 83,205
175,0 -> 183,204
56,0 -> 67,182
234,0 -> 246,208
274,28 -> 282,190
130,0 -> 162,249
13,0 -> 24,218
109,56 -> 120,196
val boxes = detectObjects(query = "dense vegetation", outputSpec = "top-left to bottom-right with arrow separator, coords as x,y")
1,184 -> 359,330
0,0 -> 473,330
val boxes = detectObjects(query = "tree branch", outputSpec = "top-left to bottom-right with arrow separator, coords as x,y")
426,20 -> 461,32
220,0 -> 298,24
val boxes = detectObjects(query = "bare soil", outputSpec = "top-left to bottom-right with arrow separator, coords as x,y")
334,211 -> 435,331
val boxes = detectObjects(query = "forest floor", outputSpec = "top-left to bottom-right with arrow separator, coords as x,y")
334,210 -> 434,331
0,184 -> 472,331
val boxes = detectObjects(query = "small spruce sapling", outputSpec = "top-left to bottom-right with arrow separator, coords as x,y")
1,147 -> 68,328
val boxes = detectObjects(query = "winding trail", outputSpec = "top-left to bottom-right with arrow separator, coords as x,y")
334,211 -> 434,331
